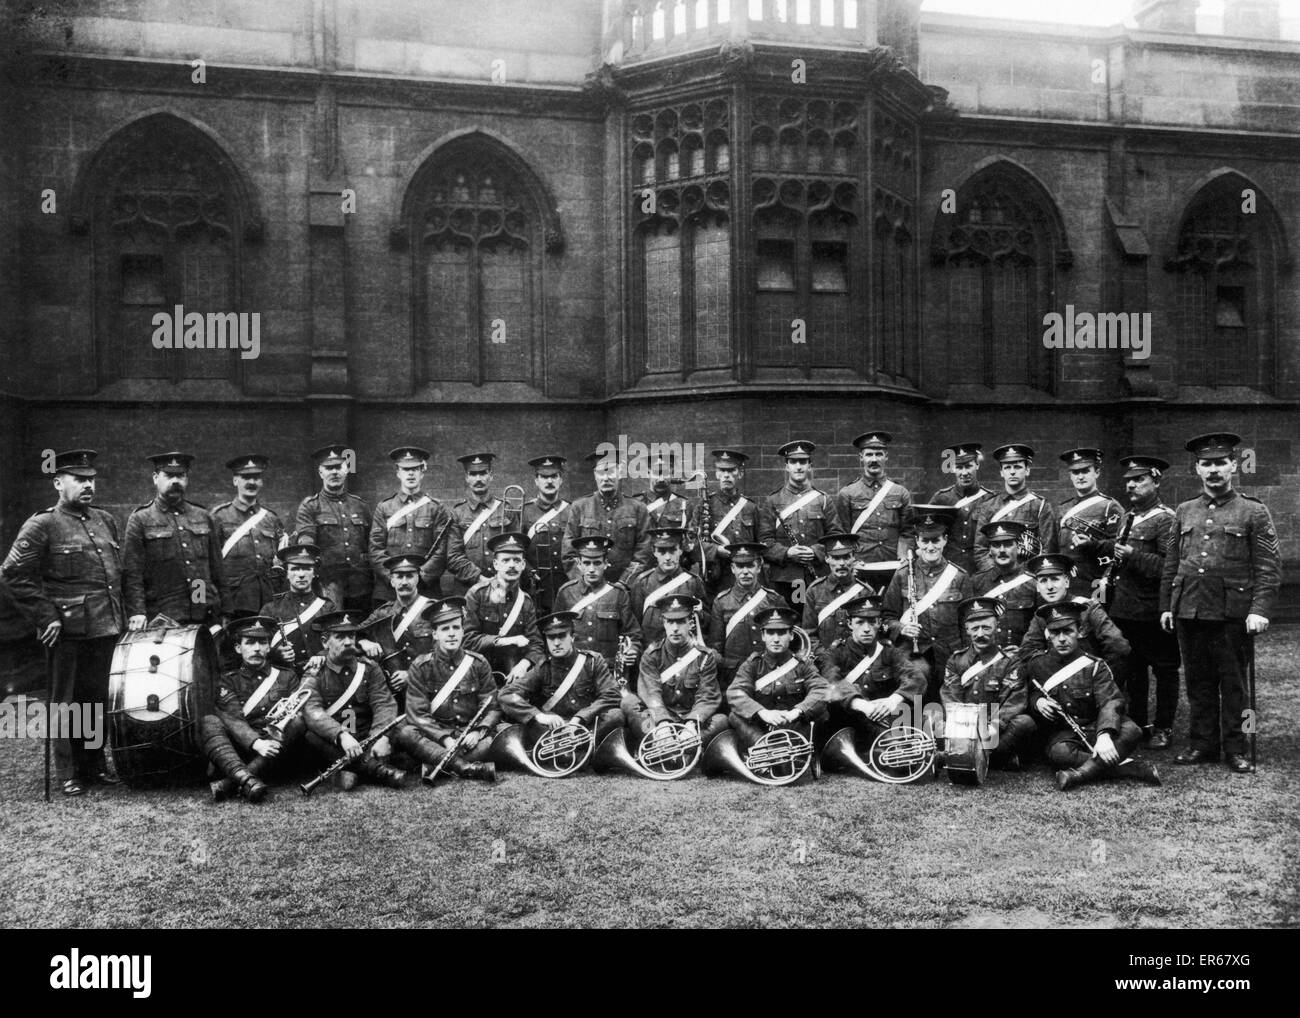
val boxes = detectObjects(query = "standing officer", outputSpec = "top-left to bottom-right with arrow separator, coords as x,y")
726,606 -> 829,753
1056,448 -> 1124,598
553,534 -> 642,679
210,454 -> 286,616
760,440 -> 837,606
1099,456 -> 1180,749
2,450 -> 124,795
521,454 -> 572,615
971,521 -> 1036,648
123,452 -> 223,630
294,443 -> 372,612
563,449 -> 653,585
694,449 -> 760,595
930,442 -> 992,573
450,452 -> 514,594
1160,433 -> 1279,773
707,543 -> 788,695
261,542 -> 336,673
835,430 -> 912,566
972,444 -> 1058,572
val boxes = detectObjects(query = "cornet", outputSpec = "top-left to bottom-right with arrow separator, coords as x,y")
264,687 -> 311,740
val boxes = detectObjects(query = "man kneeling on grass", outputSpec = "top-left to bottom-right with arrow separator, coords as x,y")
394,597 -> 499,784
1024,601 -> 1160,791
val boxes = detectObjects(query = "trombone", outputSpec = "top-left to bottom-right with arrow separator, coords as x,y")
492,485 -> 526,531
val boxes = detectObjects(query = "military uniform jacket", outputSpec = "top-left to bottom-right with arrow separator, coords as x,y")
940,647 -> 1027,731
636,638 -> 722,724
210,500 -> 286,615
562,490 -> 652,581
707,584 -> 788,671
759,483 -> 837,583
294,490 -> 372,600
123,496 -> 223,623
499,650 -> 620,725
452,496 -> 514,582
630,566 -> 709,647
1056,491 -> 1123,592
301,656 -> 397,743
357,596 -> 434,675
554,579 -> 642,666
1020,598 -> 1130,671
728,650 -> 828,720
404,647 -> 500,743
261,587 -> 336,663
522,497 -> 572,577
636,490 -> 692,530
972,489 -> 1058,571
835,476 -> 912,562
463,582 -> 545,667
828,637 -> 916,703
801,574 -> 870,659
930,484 -> 993,573
1159,489 -> 1280,622
213,663 -> 301,753
1024,649 -> 1124,738
694,490 -> 760,576
369,490 -> 482,597
2,502 -> 125,639
971,566 -> 1037,646
881,557 -> 971,655
1097,500 -> 1174,621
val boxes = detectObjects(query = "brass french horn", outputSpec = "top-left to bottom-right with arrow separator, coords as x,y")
488,721 -> 594,777
701,728 -> 812,786
820,725 -> 936,784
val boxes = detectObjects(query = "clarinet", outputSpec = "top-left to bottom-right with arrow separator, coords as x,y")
696,472 -> 714,582
905,549 -> 920,654
1030,679 -> 1096,753
299,714 -> 405,796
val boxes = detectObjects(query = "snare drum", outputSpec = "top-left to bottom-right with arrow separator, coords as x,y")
107,624 -> 218,785
944,702 -> 989,787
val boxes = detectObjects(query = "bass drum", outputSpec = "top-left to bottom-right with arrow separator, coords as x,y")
107,623 -> 218,785
944,702 -> 989,787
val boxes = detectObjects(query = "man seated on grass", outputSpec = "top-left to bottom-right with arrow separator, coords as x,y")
1023,601 -> 1160,791
1018,553 -> 1130,677
200,614 -> 305,804
394,597 -> 498,784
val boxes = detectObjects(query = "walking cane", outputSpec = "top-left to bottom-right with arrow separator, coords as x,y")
1247,632 -> 1257,773
43,642 -> 52,803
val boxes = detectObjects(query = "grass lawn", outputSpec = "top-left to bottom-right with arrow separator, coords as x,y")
3,627 -> 1298,929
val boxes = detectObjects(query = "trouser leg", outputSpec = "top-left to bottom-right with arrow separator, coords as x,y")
200,715 -> 252,779
992,713 -> 1036,763
1177,620 -> 1230,755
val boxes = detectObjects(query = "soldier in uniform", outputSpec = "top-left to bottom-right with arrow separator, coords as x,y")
801,532 -> 870,670
562,449 -> 653,585
394,597 -> 499,783
1098,455 -> 1180,749
626,594 -> 728,754
706,542 -> 788,695
210,454 -> 286,616
498,610 -> 626,749
835,430 -> 912,566
200,615 -> 304,803
356,554 -> 436,700
881,506 -> 972,703
463,532 -> 544,684
369,446 -> 483,603
971,444 -> 1058,572
1,449 -> 124,795
300,611 -> 406,790
1056,448 -> 1124,598
1160,432 -> 1280,773
294,443 -> 372,612
521,454 -> 572,615
1019,554 -> 1130,677
826,595 -> 919,739
553,534 -> 641,680
1025,601 -> 1160,790
450,452 -> 515,595
939,597 -> 1035,770
930,442 -> 993,573
636,456 -> 693,530
260,542 -> 336,673
694,449 -> 760,596
629,527 -> 709,649
971,520 -> 1036,648
759,440 -> 837,606
123,451 -> 223,630
726,606 -> 829,753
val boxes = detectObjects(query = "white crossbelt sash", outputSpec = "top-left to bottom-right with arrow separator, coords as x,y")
954,490 -> 986,510
570,585 -> 613,614
427,655 -> 476,716
387,495 -> 431,530
990,494 -> 1034,523
851,482 -> 895,533
222,508 -> 268,558
1060,494 -> 1106,524
984,573 -> 1034,600
643,572 -> 690,610
392,595 -> 433,641
844,643 -> 883,685
645,497 -> 667,514
1129,505 -> 1168,528
726,589 -> 769,636
711,497 -> 749,544
325,662 -> 367,716
756,657 -> 799,692
242,668 -> 285,716
543,655 -> 587,711
270,597 -> 327,647
527,501 -> 568,538
818,583 -> 864,625
500,588 -> 525,636
1041,655 -> 1093,694
912,564 -> 960,617
778,488 -> 819,520
961,651 -> 1004,687
661,647 -> 702,683
462,501 -> 500,544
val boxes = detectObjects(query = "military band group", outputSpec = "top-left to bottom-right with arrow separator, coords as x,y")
1,428 -> 1280,800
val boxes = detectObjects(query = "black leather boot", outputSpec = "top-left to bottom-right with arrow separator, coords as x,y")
238,769 -> 268,803
1055,757 -> 1108,791
357,757 -> 408,789
1114,758 -> 1162,785
447,757 -> 496,783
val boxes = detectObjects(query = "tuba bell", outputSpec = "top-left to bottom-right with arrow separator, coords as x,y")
701,728 -> 812,786
488,721 -> 594,778
819,724 -> 937,784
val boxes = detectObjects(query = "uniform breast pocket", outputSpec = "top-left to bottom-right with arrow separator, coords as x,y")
1223,525 -> 1249,561
48,543 -> 88,580
255,524 -> 278,544
595,610 -> 619,641
614,524 -> 637,551
186,521 -> 212,548
143,527 -> 176,560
